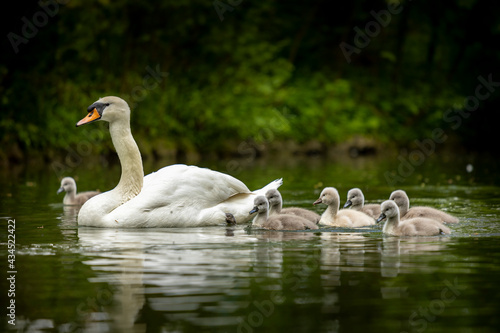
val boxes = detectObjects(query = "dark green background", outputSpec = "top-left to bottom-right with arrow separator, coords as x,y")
1,0 -> 499,163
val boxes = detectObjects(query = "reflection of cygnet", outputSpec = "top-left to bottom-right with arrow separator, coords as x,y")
266,189 -> 320,223
377,200 -> 451,236
343,188 -> 381,219
250,196 -> 319,230
389,190 -> 458,223
57,177 -> 100,205
314,187 -> 375,227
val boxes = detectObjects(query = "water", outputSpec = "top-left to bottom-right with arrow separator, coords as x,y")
1,154 -> 500,332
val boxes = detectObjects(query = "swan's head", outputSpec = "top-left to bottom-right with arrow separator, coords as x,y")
343,188 -> 364,208
249,196 -> 269,215
313,187 -> 339,206
57,177 -> 76,195
377,200 -> 399,223
265,189 -> 282,208
76,96 -> 130,127
389,190 -> 409,209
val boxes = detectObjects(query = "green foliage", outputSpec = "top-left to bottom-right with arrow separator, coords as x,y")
1,0 -> 497,159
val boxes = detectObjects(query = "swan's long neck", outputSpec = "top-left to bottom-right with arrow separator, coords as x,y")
358,194 -> 365,209
64,191 -> 75,205
325,199 -> 339,219
384,212 -> 400,234
271,200 -> 282,215
109,120 -> 144,203
253,209 -> 269,227
398,198 -> 409,216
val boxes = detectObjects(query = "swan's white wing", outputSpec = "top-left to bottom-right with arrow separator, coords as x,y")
142,164 -> 251,207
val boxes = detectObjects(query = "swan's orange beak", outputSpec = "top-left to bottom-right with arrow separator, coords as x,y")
76,108 -> 101,127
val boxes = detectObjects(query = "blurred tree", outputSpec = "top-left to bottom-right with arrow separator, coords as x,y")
0,0 -> 498,162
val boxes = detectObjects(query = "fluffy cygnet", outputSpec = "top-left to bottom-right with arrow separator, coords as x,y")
266,189 -> 320,224
389,190 -> 459,223
343,188 -> 381,219
377,200 -> 451,236
250,196 -> 319,230
57,177 -> 100,206
313,187 -> 375,227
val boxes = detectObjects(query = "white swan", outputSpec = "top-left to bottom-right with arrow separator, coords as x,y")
75,96 -> 282,227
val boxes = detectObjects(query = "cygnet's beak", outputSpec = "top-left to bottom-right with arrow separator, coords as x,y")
313,198 -> 322,205
343,200 -> 352,208
249,206 -> 259,215
57,187 -> 64,194
376,213 -> 386,223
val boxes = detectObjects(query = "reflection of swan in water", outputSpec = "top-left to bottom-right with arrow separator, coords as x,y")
78,229 -> 145,333
380,236 -> 451,275
379,237 -> 451,299
52,204 -> 80,242
318,233 -> 369,291
77,227 -> 258,331
249,230 -> 321,280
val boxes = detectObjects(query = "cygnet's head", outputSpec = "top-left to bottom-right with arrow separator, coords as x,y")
249,196 -> 269,215
313,187 -> 339,206
76,96 -> 130,127
389,190 -> 409,209
376,200 -> 400,223
344,188 -> 365,208
265,189 -> 282,207
57,177 -> 76,195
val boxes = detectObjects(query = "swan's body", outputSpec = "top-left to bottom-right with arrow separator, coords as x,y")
343,188 -> 381,219
250,196 -> 318,230
266,189 -> 320,223
76,96 -> 282,227
313,187 -> 375,227
377,200 -> 451,236
57,177 -> 100,205
389,190 -> 459,224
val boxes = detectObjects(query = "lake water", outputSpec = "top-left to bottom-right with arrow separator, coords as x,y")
1,153 -> 500,332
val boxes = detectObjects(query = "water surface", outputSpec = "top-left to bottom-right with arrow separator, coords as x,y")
1,155 -> 499,332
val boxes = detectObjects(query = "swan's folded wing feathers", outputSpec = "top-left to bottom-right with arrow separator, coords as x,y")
143,164 -> 251,207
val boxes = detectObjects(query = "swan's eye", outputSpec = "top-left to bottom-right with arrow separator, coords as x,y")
105,103 -> 110,107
